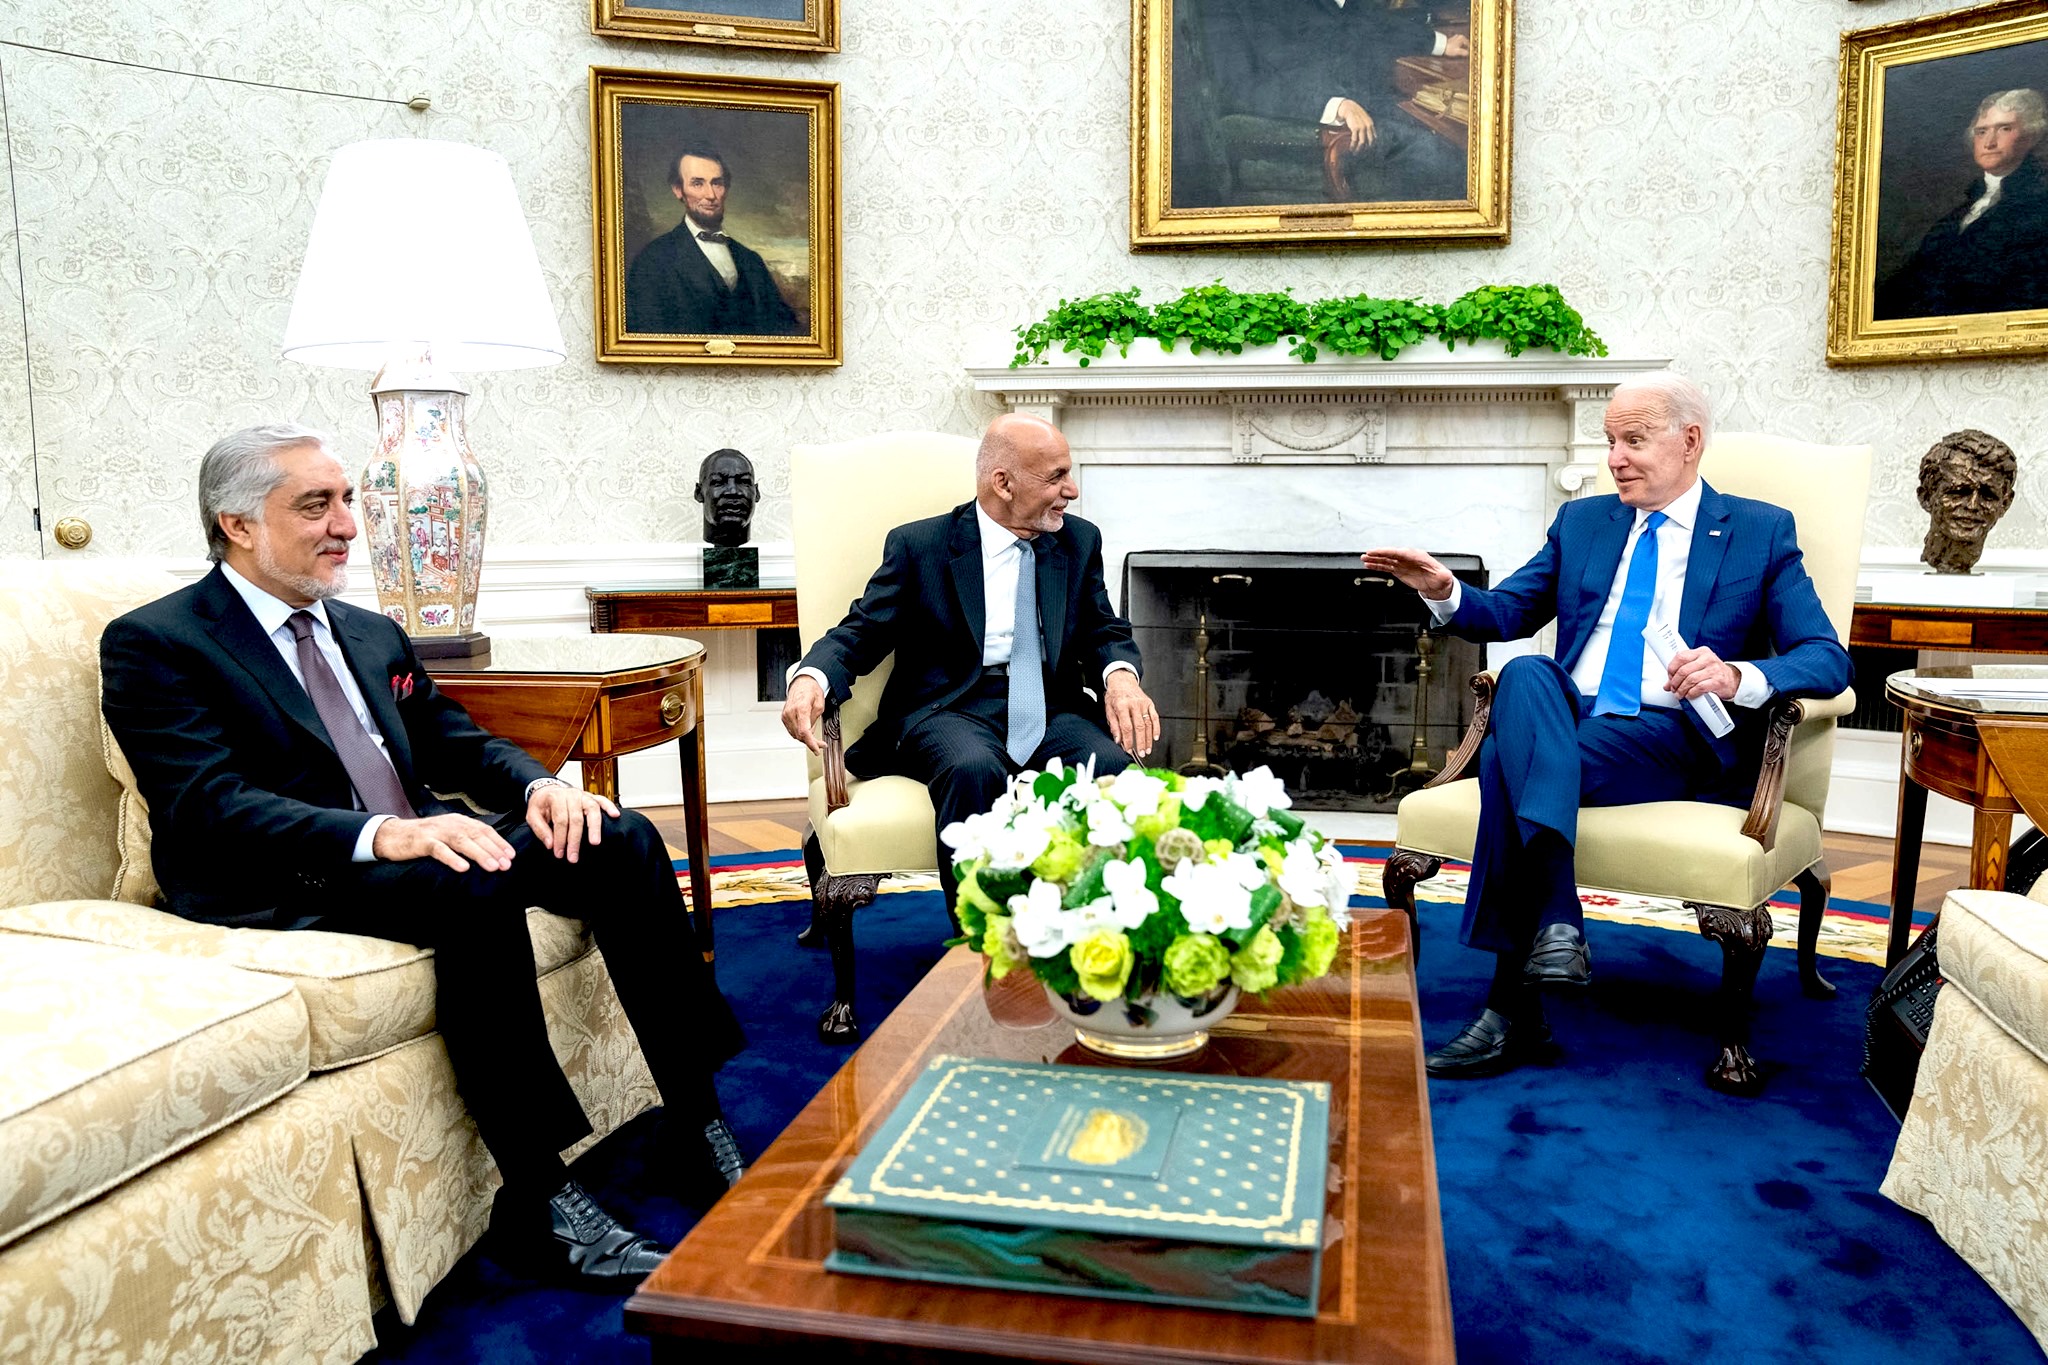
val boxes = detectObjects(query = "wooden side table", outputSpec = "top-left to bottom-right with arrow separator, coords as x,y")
1853,600 -> 2048,654
586,581 -> 797,636
427,635 -> 717,956
1885,666 -> 2048,965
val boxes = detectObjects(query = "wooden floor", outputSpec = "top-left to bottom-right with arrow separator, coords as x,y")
649,800 -> 1974,914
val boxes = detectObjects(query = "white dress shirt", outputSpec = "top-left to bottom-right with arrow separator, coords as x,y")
1960,171 -> 2005,233
794,501 -> 1135,699
220,562 -> 399,860
1424,478 -> 1771,710
687,215 -> 740,289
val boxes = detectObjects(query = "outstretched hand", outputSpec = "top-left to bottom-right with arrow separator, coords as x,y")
1360,549 -> 1456,600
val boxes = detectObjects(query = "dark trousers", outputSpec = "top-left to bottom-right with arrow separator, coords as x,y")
1462,655 -> 1728,956
897,674 -> 1132,908
316,807 -> 743,1195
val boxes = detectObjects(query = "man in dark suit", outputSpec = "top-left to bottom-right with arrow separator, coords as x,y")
1196,0 -> 1469,202
1877,89 -> 2048,320
624,147 -> 802,336
100,424 -> 747,1287
1364,372 -> 1851,1078
780,413 -> 1160,907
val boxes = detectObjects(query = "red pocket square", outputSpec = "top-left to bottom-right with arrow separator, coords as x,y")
391,672 -> 415,701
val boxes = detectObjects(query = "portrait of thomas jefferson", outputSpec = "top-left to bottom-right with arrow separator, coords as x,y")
1875,83 -> 2048,321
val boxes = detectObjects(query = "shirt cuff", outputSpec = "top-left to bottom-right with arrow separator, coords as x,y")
1103,661 -> 1137,686
353,814 -> 392,863
1731,662 -> 1773,710
1424,579 -> 1461,623
524,777 -> 571,804
1320,96 -> 1347,125
1432,31 -> 1449,56
794,665 -> 831,696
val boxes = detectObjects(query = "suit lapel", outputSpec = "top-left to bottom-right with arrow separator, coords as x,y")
947,505 -> 987,661
1564,503 -> 1635,668
1679,481 -> 1732,644
1035,531 -> 1071,668
193,569 -> 334,754
328,603 -> 416,782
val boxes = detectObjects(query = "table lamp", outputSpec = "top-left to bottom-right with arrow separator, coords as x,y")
282,138 -> 565,659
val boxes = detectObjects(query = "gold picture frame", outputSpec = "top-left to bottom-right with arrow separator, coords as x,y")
591,0 -> 837,54
1130,0 -> 1513,250
591,67 -> 840,365
1828,0 -> 2048,365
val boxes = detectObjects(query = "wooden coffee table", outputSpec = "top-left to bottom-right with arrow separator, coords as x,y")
626,908 -> 1454,1363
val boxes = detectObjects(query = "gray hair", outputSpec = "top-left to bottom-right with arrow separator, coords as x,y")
1610,370 -> 1714,448
1968,89 -> 2048,156
197,422 -> 333,562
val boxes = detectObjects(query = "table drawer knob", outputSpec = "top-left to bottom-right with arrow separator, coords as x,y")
661,691 -> 686,727
1909,731 -> 1923,760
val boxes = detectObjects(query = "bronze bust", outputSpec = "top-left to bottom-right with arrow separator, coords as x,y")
1917,430 -> 2018,574
694,448 -> 760,547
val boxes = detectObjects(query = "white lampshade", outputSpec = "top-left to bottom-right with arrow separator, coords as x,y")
282,139 -> 565,372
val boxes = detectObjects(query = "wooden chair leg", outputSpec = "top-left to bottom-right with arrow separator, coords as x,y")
1792,862 -> 1835,1000
1380,849 -> 1441,967
815,872 -> 884,1044
797,830 -> 827,949
1689,900 -> 1774,1097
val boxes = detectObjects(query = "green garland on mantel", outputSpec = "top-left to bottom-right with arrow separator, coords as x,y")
1009,282 -> 1608,368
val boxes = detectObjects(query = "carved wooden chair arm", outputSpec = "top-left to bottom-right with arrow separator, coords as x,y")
822,698 -> 851,812
1738,688 -> 1853,850
1422,670 -> 1498,789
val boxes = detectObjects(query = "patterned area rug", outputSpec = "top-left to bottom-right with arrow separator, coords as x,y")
675,844 -> 1912,966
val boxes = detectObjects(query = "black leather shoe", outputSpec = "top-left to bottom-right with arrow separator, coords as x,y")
534,1181 -> 668,1284
703,1118 -> 746,1189
671,1117 -> 748,1206
1523,922 -> 1592,987
1425,1009 -> 1561,1079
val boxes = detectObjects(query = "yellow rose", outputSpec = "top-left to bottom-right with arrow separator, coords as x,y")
1070,929 -> 1135,1002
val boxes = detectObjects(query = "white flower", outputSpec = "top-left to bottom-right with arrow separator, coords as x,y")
1179,775 -> 1226,812
1009,878 -> 1071,957
984,819 -> 1054,871
1161,852 -> 1266,936
1277,841 -> 1330,909
1320,843 -> 1354,928
1230,765 -> 1293,816
1082,798 -> 1135,847
1106,768 -> 1169,820
1100,856 -> 1158,928
939,809 -> 1002,862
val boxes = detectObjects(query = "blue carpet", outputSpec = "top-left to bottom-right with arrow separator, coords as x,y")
362,883 -> 2039,1363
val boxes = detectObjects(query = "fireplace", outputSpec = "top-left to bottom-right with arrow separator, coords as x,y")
1123,551 -> 1486,811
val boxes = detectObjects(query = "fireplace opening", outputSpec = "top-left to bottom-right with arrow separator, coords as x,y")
1122,551 -> 1488,812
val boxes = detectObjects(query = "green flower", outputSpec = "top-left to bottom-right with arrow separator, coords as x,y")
1230,925 -> 1284,994
958,866 -> 1004,920
1031,831 -> 1088,883
1070,929 -> 1135,1001
1202,837 -> 1237,860
1162,933 -> 1231,997
982,915 -> 1021,980
1298,911 -> 1340,979
1133,795 -> 1184,841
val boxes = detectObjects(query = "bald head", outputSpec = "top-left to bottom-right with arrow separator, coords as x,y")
977,413 -> 1077,538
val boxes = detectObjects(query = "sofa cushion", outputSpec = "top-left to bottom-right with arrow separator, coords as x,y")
0,900 -> 597,1072
96,706 -> 162,908
1940,888 -> 2048,1063
0,935 -> 310,1251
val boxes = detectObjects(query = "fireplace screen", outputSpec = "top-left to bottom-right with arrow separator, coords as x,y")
1121,551 -> 1486,812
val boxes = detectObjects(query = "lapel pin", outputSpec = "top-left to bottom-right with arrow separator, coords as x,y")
1709,530 -> 1722,537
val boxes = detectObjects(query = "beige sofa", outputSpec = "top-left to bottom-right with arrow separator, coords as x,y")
1883,882 -> 2048,1352
0,562 -> 661,1363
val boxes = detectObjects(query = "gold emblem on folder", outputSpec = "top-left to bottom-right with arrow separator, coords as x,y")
1065,1108 -> 1148,1165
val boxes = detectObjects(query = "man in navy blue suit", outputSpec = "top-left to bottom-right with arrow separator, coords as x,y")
1363,371 -> 1851,1078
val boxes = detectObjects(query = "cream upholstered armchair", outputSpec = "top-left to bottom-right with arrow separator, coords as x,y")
1382,434 -> 1872,1096
789,431 -> 978,1042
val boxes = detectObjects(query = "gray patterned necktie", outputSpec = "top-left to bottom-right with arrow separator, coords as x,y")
1006,539 -> 1046,765
286,612 -> 417,819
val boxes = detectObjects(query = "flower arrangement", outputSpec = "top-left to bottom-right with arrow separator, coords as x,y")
940,761 -> 1354,1016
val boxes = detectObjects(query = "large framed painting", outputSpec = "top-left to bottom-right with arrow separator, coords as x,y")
1130,0 -> 1512,250
591,0 -> 837,53
1829,0 -> 2048,365
591,67 -> 840,365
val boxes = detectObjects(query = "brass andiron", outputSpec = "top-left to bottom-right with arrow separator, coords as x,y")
1378,628 -> 1440,801
1179,608 -> 1226,778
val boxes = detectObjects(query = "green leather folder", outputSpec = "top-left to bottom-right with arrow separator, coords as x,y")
825,1055 -> 1330,1317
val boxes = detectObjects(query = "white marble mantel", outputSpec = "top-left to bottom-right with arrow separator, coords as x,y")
967,339 -> 1671,609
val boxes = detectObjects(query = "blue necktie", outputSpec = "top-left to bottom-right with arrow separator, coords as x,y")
1006,539 -> 1046,764
1592,510 -> 1668,718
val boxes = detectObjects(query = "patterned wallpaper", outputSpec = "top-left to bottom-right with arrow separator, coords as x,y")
4,0 -> 2046,566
